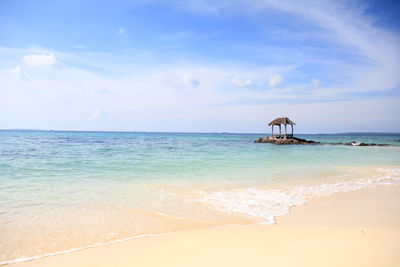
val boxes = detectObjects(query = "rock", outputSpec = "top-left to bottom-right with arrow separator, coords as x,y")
344,142 -> 357,146
358,143 -> 370,146
339,142 -> 390,147
255,137 -> 392,146
255,136 -> 319,145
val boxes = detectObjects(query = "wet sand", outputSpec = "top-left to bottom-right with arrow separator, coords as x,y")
11,185 -> 400,267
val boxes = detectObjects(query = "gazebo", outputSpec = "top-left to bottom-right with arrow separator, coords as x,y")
268,117 -> 295,139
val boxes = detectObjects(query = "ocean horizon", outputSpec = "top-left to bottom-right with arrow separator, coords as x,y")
2,129 -> 400,135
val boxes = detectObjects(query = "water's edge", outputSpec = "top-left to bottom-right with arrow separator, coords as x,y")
2,176 -> 398,266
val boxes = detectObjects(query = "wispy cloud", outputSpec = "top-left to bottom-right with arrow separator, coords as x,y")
1,0 -> 399,132
181,74 -> 200,88
88,108 -> 107,120
310,78 -> 320,88
229,76 -> 253,88
117,27 -> 126,35
267,74 -> 283,87
22,54 -> 60,68
6,66 -> 29,81
163,0 -> 400,95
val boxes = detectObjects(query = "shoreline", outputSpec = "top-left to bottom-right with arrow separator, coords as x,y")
9,184 -> 400,267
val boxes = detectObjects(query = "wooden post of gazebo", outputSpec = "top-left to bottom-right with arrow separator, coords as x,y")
284,124 -> 287,138
268,117 -> 295,139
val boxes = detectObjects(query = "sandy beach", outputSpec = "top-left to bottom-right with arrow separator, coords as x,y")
11,184 -> 400,267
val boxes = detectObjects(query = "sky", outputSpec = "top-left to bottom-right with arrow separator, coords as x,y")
0,0 -> 400,133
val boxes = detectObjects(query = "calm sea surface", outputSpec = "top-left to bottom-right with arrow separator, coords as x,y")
1,131 -> 400,264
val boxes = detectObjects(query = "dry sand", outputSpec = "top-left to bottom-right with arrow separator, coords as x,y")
12,185 -> 400,267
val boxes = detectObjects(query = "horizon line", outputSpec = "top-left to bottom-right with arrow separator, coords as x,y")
1,129 -> 400,135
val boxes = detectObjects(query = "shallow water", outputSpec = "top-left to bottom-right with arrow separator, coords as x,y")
0,130 -> 400,264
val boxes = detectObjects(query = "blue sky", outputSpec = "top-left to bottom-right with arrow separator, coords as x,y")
0,0 -> 399,133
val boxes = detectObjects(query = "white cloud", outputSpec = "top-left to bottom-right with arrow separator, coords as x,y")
7,66 -> 28,81
22,54 -> 59,68
1,57 -> 399,132
310,78 -> 320,87
88,108 -> 106,121
97,86 -> 113,95
268,74 -> 283,87
118,27 -> 126,35
182,74 -> 200,87
230,76 -> 253,87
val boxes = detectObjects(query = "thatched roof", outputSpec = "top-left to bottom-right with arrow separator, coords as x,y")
268,117 -> 295,126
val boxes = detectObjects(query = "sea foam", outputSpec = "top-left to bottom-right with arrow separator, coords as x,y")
196,168 -> 400,224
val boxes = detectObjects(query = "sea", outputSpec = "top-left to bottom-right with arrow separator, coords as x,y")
1,130 -> 400,264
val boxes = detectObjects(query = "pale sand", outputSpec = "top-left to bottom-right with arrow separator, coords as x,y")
12,185 -> 400,267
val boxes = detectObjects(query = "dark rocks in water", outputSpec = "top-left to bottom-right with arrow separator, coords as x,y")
255,136 -> 319,145
359,143 -> 372,146
255,137 -> 392,146
343,141 -> 357,146
342,141 -> 390,147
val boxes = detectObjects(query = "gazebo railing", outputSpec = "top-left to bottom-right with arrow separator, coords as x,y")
271,134 -> 293,139
270,124 -> 294,138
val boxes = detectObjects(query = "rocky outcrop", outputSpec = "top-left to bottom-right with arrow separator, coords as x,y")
341,142 -> 390,147
255,136 -> 319,145
255,137 -> 392,146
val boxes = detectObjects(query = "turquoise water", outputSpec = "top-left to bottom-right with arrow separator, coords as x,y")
1,130 -> 400,264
